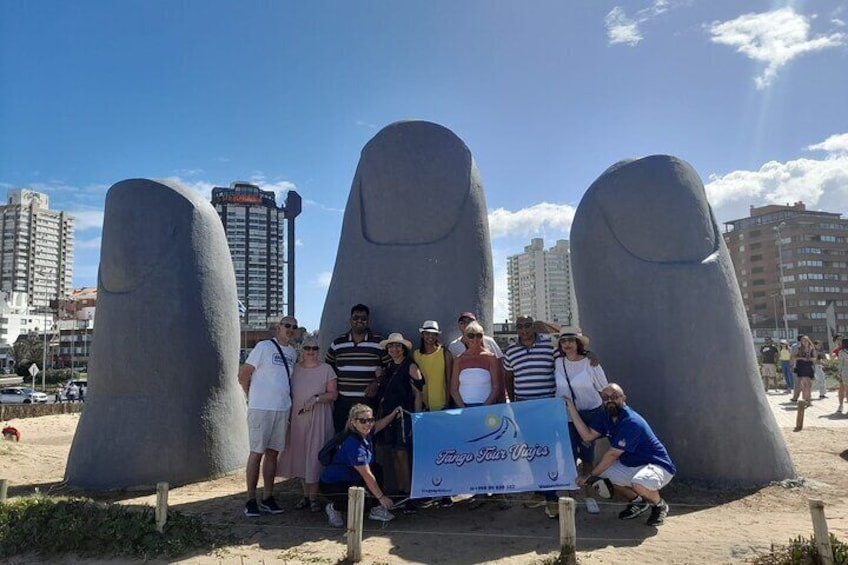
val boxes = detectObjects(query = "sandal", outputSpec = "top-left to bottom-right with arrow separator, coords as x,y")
294,497 -> 310,510
309,498 -> 322,512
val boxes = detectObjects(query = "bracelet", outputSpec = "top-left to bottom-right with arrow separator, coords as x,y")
314,394 -> 320,402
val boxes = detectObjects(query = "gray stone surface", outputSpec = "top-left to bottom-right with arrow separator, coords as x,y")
65,179 -> 248,490
319,120 -> 494,347
571,155 -> 795,486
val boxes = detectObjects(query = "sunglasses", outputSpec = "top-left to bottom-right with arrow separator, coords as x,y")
516,322 -> 533,329
466,333 -> 483,339
281,323 -> 297,329
351,315 -> 368,322
302,346 -> 319,351
601,393 -> 621,401
355,417 -> 376,424
458,318 -> 473,324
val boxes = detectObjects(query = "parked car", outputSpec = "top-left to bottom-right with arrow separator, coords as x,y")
0,387 -> 49,404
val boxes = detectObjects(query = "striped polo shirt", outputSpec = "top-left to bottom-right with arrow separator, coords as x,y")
325,331 -> 389,397
502,335 -> 556,400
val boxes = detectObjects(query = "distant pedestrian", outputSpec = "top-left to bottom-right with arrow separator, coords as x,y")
759,338 -> 779,391
779,340 -> 793,393
837,338 -> 848,414
813,341 -> 828,400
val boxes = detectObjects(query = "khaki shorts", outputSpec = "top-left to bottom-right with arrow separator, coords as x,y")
247,408 -> 290,454
602,461 -> 674,492
761,363 -> 777,377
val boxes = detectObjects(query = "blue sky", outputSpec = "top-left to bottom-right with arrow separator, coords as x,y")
2,0 -> 847,330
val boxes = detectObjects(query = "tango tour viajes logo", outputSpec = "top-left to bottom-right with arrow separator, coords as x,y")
433,412 -> 551,469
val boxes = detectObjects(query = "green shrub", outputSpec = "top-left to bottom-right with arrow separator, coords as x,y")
0,495 -> 231,559
751,534 -> 848,564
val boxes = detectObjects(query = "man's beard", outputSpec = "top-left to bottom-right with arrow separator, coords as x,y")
605,403 -> 620,418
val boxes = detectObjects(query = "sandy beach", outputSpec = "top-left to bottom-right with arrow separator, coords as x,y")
2,391 -> 847,564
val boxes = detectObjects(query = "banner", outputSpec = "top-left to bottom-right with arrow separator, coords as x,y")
410,398 -> 578,498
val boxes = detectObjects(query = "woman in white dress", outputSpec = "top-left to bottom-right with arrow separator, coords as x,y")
554,332 -> 607,514
450,321 -> 502,408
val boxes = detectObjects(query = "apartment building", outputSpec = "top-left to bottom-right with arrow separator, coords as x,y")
723,202 -> 848,345
507,238 -> 578,326
211,182 -> 301,329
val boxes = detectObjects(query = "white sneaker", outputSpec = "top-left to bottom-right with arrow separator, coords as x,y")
585,497 -> 600,514
325,502 -> 344,528
368,506 -> 395,522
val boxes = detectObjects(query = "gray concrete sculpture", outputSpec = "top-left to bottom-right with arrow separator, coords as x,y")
571,155 -> 795,486
319,120 -> 494,346
65,179 -> 248,490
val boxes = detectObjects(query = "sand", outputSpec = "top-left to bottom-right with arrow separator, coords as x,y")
2,391 -> 847,564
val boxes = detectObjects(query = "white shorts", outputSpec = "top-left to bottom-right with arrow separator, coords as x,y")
247,408 -> 290,454
602,461 -> 674,492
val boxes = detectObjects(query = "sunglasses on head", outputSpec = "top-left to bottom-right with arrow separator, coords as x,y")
302,346 -> 319,351
355,417 -> 375,424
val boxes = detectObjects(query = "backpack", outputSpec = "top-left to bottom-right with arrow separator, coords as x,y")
318,430 -> 352,467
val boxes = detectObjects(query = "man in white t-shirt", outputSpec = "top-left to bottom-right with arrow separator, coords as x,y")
238,315 -> 298,517
447,311 -> 504,359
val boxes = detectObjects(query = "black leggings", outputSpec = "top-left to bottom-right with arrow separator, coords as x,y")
319,463 -> 385,514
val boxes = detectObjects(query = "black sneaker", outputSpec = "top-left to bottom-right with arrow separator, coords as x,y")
244,499 -> 261,517
646,500 -> 669,526
258,496 -> 284,515
618,498 -> 650,520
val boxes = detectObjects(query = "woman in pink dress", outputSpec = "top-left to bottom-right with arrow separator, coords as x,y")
277,337 -> 338,511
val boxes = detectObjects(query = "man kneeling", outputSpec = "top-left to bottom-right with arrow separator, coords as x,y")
565,383 -> 675,526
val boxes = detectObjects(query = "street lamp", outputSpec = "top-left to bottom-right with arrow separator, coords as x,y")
770,292 -> 780,337
774,222 -> 791,339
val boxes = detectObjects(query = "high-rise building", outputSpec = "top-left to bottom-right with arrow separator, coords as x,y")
0,189 -> 74,311
723,202 -> 848,345
507,238 -> 578,326
211,182 -> 301,329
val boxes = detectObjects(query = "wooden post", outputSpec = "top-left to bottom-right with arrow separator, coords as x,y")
347,486 -> 365,563
0,479 -> 7,504
558,496 -> 577,565
795,400 -> 806,432
809,499 -> 833,565
155,482 -> 169,533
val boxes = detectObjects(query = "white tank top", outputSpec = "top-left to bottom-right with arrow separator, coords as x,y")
458,367 -> 492,405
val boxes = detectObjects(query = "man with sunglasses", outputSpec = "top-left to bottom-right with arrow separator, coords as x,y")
326,304 -> 389,433
447,311 -> 504,359
565,383 -> 676,527
238,315 -> 299,517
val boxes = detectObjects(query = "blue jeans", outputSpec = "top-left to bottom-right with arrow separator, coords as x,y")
781,361 -> 794,390
568,406 -> 605,469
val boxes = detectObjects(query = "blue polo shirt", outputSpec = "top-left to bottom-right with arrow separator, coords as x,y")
590,406 -> 676,475
320,432 -> 374,484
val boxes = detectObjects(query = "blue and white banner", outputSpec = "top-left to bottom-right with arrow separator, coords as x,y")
410,398 -> 578,498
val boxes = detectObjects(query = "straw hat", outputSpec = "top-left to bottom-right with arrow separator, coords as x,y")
558,332 -> 590,348
379,332 -> 413,349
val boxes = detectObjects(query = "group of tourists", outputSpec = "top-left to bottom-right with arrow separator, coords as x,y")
236,305 -> 676,530
760,335 -> 848,413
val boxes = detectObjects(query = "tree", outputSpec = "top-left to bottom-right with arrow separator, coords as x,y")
12,333 -> 45,374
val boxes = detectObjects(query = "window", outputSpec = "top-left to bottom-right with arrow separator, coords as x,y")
751,254 -> 763,262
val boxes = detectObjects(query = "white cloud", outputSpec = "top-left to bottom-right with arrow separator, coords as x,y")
69,209 -> 105,231
163,177 -> 216,200
705,132 -> 848,222
807,133 -> 848,155
606,7 -> 643,46
605,1 -> 681,46
708,7 -> 846,89
315,271 -> 332,289
304,198 -> 345,214
491,247 -> 511,323
295,239 -> 303,247
356,119 -> 379,130
488,202 -> 576,239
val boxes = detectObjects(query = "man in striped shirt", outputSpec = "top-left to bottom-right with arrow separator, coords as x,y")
502,316 -> 556,402
325,304 -> 389,432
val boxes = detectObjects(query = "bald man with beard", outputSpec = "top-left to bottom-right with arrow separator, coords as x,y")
565,383 -> 676,527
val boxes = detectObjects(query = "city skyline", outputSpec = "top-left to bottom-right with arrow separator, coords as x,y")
2,1 -> 847,331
